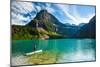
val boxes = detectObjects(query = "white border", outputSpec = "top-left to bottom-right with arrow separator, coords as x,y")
20,0 -> 96,5
0,0 -> 10,67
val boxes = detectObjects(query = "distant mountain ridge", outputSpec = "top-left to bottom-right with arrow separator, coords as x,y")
27,10 -> 67,31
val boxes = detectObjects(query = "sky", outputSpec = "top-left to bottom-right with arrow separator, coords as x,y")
11,1 -> 96,25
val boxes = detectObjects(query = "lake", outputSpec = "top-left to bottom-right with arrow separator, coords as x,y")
11,39 -> 96,66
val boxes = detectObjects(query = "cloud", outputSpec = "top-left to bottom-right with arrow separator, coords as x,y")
11,1 -> 36,25
35,5 -> 41,12
54,4 -> 95,25
11,2 -> 95,25
11,1 -> 34,14
46,7 -> 55,13
45,3 -> 55,13
77,14 -> 95,24
54,4 -> 80,24
11,2 -> 56,25
71,5 -> 95,25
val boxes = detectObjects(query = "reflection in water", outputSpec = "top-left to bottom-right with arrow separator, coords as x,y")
57,39 -> 95,63
77,40 -> 82,52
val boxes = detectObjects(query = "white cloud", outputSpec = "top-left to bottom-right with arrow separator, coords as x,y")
46,7 -> 55,13
71,6 -> 95,25
77,14 -> 95,24
11,2 -> 95,25
11,1 -> 36,25
11,1 -> 34,14
12,19 -> 26,25
11,12 -> 30,25
55,4 -> 80,24
55,4 -> 95,25
46,3 -> 51,7
35,5 -> 41,12
11,2 -> 56,25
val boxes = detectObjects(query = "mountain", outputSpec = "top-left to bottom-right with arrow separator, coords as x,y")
76,16 -> 96,38
27,10 -> 67,31
12,10 -> 96,40
12,10 -> 66,40
58,25 -> 79,37
26,10 -> 79,38
78,23 -> 86,27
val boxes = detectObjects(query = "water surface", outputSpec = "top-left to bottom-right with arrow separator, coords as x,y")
12,39 -> 96,65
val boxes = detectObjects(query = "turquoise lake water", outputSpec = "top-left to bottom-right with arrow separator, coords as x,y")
12,39 -> 96,65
